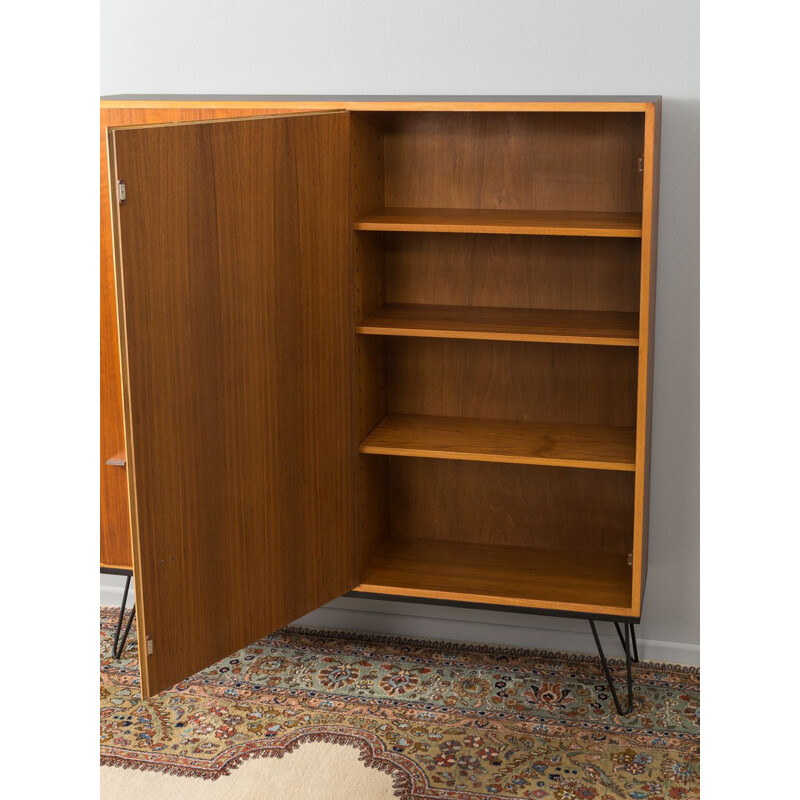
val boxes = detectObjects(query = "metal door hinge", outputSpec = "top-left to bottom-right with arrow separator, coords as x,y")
637,156 -> 645,174
146,635 -> 153,656
627,552 -> 633,566
117,180 -> 126,203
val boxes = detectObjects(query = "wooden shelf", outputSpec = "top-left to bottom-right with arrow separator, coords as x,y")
360,414 -> 636,471
357,304 -> 639,346
354,208 -> 642,237
354,538 -> 633,616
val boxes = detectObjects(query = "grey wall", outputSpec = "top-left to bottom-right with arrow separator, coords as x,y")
100,1 -> 699,652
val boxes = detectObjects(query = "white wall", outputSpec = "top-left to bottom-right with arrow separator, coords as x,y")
100,1 -> 699,660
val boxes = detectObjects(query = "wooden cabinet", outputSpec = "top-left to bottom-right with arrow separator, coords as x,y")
101,97 -> 660,698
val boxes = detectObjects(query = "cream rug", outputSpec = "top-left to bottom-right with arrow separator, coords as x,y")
100,741 -> 396,799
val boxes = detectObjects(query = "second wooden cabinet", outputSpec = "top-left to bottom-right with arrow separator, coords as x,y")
104,96 -> 660,698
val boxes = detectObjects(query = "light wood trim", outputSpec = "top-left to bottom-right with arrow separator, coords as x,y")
358,304 -> 639,346
101,99 -> 657,113
360,414 -> 636,471
631,101 -> 661,615
107,130 -> 149,692
355,538 -> 635,617
355,208 -> 642,237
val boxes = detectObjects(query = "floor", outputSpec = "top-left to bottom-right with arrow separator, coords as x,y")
100,607 -> 700,799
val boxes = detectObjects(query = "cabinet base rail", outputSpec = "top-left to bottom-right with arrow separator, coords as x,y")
100,567 -> 136,659
346,591 -> 641,715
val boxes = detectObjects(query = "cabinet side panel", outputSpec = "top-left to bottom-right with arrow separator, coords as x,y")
632,102 -> 661,614
352,113 -> 389,572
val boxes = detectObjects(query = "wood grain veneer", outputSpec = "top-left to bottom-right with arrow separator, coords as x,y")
386,338 -> 638,428
358,304 -> 639,346
109,111 -> 355,697
360,414 -> 635,471
378,111 -> 644,213
387,459 -> 634,554
355,538 -> 633,616
100,104 -> 299,570
383,234 -> 641,313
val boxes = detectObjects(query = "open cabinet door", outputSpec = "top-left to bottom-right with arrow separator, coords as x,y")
108,111 -> 357,697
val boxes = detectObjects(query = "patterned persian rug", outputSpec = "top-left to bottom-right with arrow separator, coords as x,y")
100,607 -> 699,799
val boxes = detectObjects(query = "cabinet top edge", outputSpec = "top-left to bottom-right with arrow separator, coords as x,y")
100,94 -> 661,112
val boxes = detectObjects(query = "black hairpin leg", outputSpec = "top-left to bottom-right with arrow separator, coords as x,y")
111,574 -> 136,659
614,620 -> 639,663
589,619 -> 635,715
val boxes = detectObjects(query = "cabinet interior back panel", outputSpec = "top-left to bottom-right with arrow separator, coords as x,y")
385,339 -> 638,427
384,234 -> 641,312
375,112 -> 645,212
388,459 -> 634,555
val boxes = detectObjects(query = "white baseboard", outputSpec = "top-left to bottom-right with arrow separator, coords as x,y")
100,578 -> 699,667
